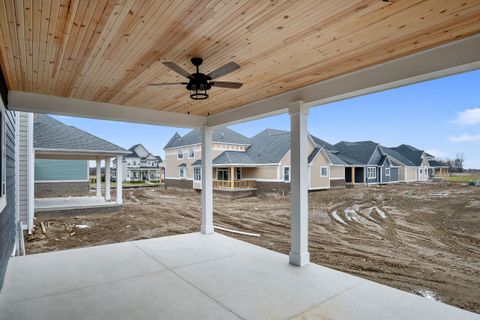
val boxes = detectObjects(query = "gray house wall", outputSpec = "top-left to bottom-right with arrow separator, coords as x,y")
17,112 -> 30,228
0,109 -> 16,292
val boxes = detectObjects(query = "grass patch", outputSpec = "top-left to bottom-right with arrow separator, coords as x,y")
445,175 -> 480,183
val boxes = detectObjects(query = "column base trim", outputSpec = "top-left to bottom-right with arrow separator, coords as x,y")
289,251 -> 310,267
201,224 -> 214,234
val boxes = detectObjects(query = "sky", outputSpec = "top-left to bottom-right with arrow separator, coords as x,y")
53,69 -> 480,168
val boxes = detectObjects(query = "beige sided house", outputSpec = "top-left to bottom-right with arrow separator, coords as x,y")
164,128 -> 346,193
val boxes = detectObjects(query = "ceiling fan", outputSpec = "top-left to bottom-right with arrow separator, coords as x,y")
149,57 -> 243,100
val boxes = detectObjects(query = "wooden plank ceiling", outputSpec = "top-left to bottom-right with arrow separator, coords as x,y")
0,0 -> 479,116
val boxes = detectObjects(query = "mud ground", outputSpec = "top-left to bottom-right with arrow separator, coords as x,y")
25,182 -> 480,313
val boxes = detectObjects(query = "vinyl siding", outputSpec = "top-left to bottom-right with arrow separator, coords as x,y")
309,151 -> 329,189
330,166 -> 344,179
242,166 -> 278,180
35,159 -> 88,181
406,167 -> 417,181
0,109 -> 16,292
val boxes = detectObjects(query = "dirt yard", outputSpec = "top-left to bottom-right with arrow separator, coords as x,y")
26,183 -> 480,313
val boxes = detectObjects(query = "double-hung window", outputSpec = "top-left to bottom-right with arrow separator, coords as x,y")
188,147 -> 195,159
283,166 -> 290,182
320,166 -> 328,177
194,167 -> 201,181
235,167 -> 242,180
367,167 -> 376,179
385,168 -> 390,176
177,149 -> 184,160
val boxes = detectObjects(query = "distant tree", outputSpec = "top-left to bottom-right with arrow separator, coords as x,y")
453,153 -> 465,172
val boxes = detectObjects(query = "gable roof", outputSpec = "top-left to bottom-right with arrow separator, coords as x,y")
390,144 -> 426,166
246,129 -> 291,164
429,160 -> 448,168
34,114 -> 128,154
164,127 -> 250,149
333,141 -> 379,165
380,146 -> 416,166
310,135 -> 336,151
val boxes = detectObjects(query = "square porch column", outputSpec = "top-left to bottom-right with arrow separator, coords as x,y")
288,101 -> 310,267
116,156 -> 123,204
96,159 -> 102,197
105,158 -> 111,201
201,126 -> 214,234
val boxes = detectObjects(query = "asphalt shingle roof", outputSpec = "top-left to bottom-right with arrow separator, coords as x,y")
333,141 -> 379,165
213,151 -> 256,165
390,144 -> 425,166
34,114 -> 128,154
429,160 -> 448,167
246,129 -> 290,164
164,127 -> 250,149
380,146 -> 416,166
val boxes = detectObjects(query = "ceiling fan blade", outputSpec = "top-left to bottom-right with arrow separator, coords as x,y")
207,62 -> 240,80
162,62 -> 191,78
211,81 -> 243,89
148,82 -> 187,86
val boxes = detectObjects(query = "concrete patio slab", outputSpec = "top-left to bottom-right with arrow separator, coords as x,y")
133,232 -> 264,268
1,270 -> 240,320
293,280 -> 480,320
0,241 -> 164,305
34,196 -> 119,212
1,232 -> 478,320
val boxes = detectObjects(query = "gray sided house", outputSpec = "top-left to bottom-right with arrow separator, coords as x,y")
0,81 -> 16,292
390,144 -> 431,181
334,141 -> 401,185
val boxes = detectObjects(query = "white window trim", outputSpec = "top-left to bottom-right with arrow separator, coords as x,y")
235,167 -> 242,180
188,147 -> 195,159
367,167 -> 377,179
177,149 -> 184,160
179,167 -> 186,178
283,166 -> 290,183
0,104 -> 6,212
320,166 -> 328,177
194,167 -> 201,181
385,168 -> 390,176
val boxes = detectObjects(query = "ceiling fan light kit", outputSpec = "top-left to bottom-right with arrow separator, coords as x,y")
149,57 -> 243,100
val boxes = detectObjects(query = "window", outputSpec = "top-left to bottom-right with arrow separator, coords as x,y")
188,147 -> 195,159
385,168 -> 390,176
177,149 -> 184,159
179,167 -> 186,178
235,167 -> 242,180
419,168 -> 423,174
283,166 -> 290,182
194,167 -> 202,181
367,167 -> 376,179
320,166 -> 328,177
0,105 -> 5,212
217,168 -> 229,181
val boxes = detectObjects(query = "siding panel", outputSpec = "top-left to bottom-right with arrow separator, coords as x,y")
0,109 -> 16,292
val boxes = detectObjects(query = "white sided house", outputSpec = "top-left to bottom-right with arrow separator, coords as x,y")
112,144 -> 164,182
164,128 -> 346,193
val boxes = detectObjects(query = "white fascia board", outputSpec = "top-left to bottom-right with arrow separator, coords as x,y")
207,34 -> 480,127
8,91 -> 207,128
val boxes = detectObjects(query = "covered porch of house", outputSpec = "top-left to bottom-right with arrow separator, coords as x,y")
2,232 -> 477,320
1,1 -> 480,318
33,151 -> 125,215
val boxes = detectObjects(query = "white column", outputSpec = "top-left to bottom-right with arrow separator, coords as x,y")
96,159 -> 102,197
105,158 -> 111,201
201,126 -> 214,234
116,156 -> 123,204
289,101 -> 310,267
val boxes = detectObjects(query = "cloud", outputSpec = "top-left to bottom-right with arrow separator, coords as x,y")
449,133 -> 480,142
425,149 -> 447,158
454,108 -> 480,125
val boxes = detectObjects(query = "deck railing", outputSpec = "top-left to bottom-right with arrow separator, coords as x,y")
213,179 -> 256,189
